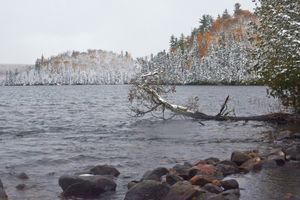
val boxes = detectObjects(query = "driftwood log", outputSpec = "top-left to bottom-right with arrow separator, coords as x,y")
129,71 -> 300,125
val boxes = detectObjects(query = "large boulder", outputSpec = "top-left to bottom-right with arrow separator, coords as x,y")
163,181 -> 206,200
124,180 -> 170,200
89,165 -> 120,177
58,175 -> 116,197
0,179 -> 8,200
231,151 -> 251,166
142,167 -> 169,181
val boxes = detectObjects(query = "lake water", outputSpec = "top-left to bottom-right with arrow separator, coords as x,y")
0,85 -> 299,200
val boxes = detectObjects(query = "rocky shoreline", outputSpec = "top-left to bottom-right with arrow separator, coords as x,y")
0,132 -> 300,200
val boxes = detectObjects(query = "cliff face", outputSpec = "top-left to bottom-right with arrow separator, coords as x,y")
2,50 -> 141,85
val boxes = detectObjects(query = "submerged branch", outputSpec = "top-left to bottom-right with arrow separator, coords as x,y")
129,71 -> 300,124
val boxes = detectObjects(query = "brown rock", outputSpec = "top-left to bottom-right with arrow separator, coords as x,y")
89,165 -> 120,177
231,151 -> 251,166
164,181 -> 205,200
239,157 -> 262,172
124,180 -> 170,200
190,175 -> 213,186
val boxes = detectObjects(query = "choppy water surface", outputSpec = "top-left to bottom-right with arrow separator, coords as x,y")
0,85 -> 299,200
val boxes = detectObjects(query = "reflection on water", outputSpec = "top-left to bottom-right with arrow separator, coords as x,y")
0,85 -> 298,200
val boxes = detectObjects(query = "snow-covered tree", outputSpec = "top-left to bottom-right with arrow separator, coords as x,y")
253,0 -> 300,112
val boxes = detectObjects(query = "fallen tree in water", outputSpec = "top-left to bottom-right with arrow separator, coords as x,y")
128,71 -> 300,124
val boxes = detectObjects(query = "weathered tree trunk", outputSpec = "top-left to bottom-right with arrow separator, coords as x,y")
129,71 -> 300,125
142,85 -> 300,124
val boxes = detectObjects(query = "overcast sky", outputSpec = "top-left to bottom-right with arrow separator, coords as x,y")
0,0 -> 256,64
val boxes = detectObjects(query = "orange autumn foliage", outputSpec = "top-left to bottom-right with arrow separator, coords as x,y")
197,32 -> 213,58
196,10 -> 255,58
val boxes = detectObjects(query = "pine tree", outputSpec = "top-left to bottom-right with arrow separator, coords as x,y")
222,9 -> 231,19
234,3 -> 242,16
170,35 -> 178,51
253,0 -> 300,112
199,15 -> 214,33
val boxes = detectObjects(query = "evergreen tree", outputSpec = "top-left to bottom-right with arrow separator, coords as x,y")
178,33 -> 185,53
234,3 -> 242,16
199,15 -> 214,33
170,35 -> 178,50
222,9 -> 231,19
253,0 -> 300,112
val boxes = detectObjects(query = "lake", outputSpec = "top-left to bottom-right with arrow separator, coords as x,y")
0,85 -> 299,200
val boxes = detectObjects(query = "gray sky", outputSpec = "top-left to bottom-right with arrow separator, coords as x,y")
0,0 -> 256,64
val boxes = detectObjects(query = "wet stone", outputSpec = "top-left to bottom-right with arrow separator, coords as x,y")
89,165 -> 120,177
164,181 -> 205,200
17,172 -> 29,180
205,157 -> 220,166
220,179 -> 239,190
16,184 -> 26,190
203,183 -> 223,194
166,174 -> 183,186
142,167 -> 169,181
124,180 -> 170,200
190,175 -> 213,187
231,151 -> 251,166
58,175 -> 116,197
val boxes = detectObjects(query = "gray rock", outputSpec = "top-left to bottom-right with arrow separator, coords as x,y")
216,164 -> 239,176
124,180 -> 170,200
166,174 -> 183,186
231,151 -> 251,166
172,163 -> 193,180
220,179 -> 239,190
203,183 -> 223,194
127,180 -> 139,190
89,165 -> 120,177
268,149 -> 285,166
0,179 -> 8,200
142,167 -> 169,181
16,184 -> 26,190
58,175 -> 116,197
205,157 -> 220,166
163,181 -> 205,200
208,189 -> 240,200
219,160 -> 238,168
285,145 -> 300,161
17,172 -> 29,180
239,157 -> 262,172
